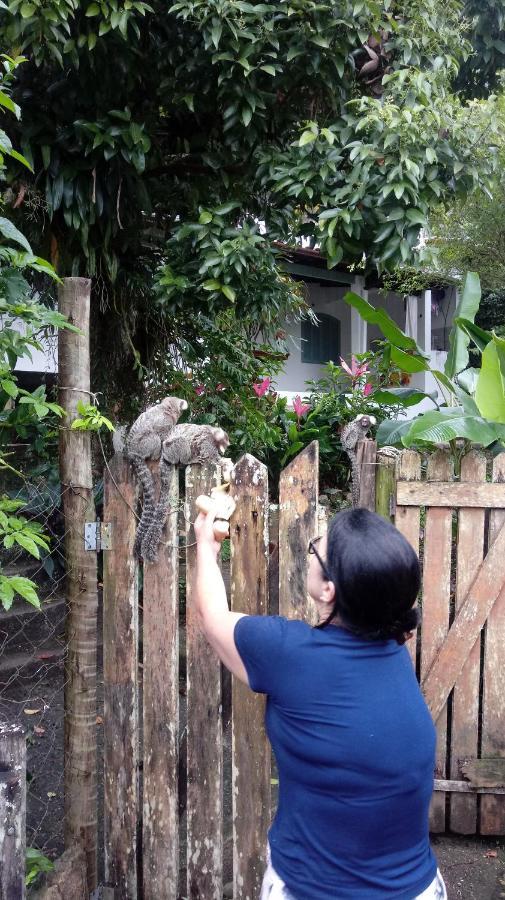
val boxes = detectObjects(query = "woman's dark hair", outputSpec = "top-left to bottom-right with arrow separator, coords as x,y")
317,508 -> 420,644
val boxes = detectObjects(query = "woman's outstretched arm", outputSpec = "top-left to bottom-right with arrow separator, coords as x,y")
193,506 -> 249,685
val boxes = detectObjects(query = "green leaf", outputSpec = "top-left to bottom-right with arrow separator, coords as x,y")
390,346 -> 430,373
406,208 -> 426,226
241,106 -> 252,127
475,335 -> 505,424
85,2 -> 100,14
376,418 -> 413,448
199,210 -> 213,225
13,533 -> 40,558
343,292 -> 422,353
454,318 -> 492,354
0,579 -> 14,611
20,1 -> 35,17
202,279 -> 221,291
372,388 -> 438,408
299,130 -> 317,147
221,285 -> 236,302
0,217 -> 32,253
456,367 -> 480,396
1,379 -> 18,398
8,576 -> 40,607
0,91 -> 17,116
403,408 -> 505,449
445,272 -> 481,379
213,201 -> 239,216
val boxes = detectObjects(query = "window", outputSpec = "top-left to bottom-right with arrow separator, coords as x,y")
301,313 -> 340,364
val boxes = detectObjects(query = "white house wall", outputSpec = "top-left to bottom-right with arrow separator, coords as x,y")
273,282 -> 351,396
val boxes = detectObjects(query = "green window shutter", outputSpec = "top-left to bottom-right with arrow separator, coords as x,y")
301,314 -> 341,364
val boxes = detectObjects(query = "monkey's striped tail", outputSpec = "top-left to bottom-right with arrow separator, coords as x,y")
131,458 -> 157,558
141,459 -> 174,562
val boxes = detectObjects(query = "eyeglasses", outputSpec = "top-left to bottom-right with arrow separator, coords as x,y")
308,535 -> 332,583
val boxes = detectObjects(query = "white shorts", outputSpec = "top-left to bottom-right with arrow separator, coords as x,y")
260,844 -> 448,900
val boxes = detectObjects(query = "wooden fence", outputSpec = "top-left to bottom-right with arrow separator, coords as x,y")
96,440 -> 505,898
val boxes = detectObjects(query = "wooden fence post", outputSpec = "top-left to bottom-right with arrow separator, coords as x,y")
279,441 -> 319,624
185,464 -> 223,900
103,454 -> 139,898
143,464 -> 179,898
58,277 -> 98,891
356,439 -> 377,511
375,452 -> 396,521
0,724 -> 26,900
230,456 -> 271,900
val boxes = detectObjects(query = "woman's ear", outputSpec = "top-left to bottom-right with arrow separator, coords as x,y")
320,579 -> 335,606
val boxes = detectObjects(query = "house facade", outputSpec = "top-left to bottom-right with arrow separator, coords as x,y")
277,247 -> 457,416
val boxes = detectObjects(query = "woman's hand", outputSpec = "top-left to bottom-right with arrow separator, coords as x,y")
194,504 -> 222,558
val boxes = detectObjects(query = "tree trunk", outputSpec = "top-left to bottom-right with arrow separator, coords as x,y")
58,278 -> 98,892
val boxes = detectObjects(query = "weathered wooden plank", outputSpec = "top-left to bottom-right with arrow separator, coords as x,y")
143,464 -> 179,899
421,451 -> 453,833
435,779 -> 505,795
422,513 -> 505,724
397,481 -> 505,508
186,464 -> 223,900
230,456 -> 271,900
356,439 -> 377,511
449,452 -> 486,834
279,441 -> 319,624
103,454 -> 139,899
268,504 -> 280,617
481,453 -> 505,834
461,758 -> 505,789
375,452 -> 396,522
395,451 -> 422,670
0,724 -> 26,900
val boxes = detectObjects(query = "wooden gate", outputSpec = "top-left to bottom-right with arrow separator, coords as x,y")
394,449 -> 505,835
101,442 -> 505,899
102,442 -> 322,899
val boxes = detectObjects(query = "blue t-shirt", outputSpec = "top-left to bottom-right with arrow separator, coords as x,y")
234,616 -> 437,900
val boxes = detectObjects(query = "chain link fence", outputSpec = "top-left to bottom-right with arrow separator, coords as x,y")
0,465 -> 104,884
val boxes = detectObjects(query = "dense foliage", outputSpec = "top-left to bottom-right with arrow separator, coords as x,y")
0,53 -> 66,610
0,0 -> 499,407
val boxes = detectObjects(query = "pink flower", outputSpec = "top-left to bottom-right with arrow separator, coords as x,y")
253,377 -> 271,398
293,394 -> 310,420
194,385 -> 205,396
363,382 -> 373,397
216,383 -> 226,392
340,356 -> 369,380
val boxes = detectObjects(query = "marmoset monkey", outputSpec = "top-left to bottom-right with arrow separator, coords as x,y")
125,396 -> 188,556
340,414 -> 376,506
141,424 -> 232,562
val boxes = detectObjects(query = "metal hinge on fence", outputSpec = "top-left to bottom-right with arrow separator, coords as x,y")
84,518 -> 112,552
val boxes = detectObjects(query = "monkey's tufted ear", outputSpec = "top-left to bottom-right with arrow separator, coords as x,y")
214,427 -> 230,447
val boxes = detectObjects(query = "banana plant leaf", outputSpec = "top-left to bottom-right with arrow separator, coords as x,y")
343,291 -> 427,355
402,408 -> 505,448
456,367 -> 480,396
372,388 -> 438,408
444,272 -> 481,379
454,318 -> 492,354
376,417 -> 414,447
475,334 -> 505,424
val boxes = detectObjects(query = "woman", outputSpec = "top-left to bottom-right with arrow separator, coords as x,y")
194,505 -> 446,899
